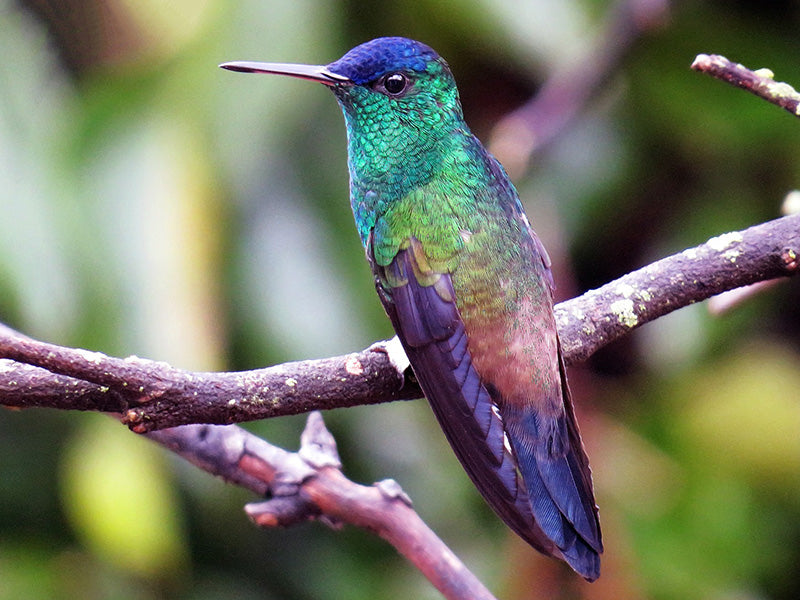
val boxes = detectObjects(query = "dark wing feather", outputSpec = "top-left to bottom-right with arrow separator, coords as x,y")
558,344 -> 602,548
370,240 -> 557,557
500,347 -> 602,579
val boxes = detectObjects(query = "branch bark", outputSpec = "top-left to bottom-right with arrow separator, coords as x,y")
0,331 -> 418,431
555,213 -> 799,362
2,213 -> 794,600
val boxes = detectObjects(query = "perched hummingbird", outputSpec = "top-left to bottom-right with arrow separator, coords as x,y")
221,37 -> 602,580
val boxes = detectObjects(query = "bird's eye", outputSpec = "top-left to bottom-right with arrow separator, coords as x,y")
377,72 -> 408,97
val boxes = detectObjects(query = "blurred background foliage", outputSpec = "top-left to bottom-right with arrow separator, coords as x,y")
0,0 -> 799,598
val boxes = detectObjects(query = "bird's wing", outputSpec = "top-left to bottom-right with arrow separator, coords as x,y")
499,344 -> 602,580
368,234 -> 558,557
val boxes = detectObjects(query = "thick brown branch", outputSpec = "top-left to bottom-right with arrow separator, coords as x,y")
691,54 -> 800,118
0,334 -> 419,430
556,213 -> 800,362
1,214 -> 798,430
0,359 -> 130,412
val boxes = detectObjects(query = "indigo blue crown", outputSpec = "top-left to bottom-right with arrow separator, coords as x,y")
326,37 -> 439,84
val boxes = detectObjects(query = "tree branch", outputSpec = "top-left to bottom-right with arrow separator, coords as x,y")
556,213 -> 799,362
148,413 -> 498,600
1,213 -> 797,429
691,53 -> 800,118
4,214 -> 792,597
0,331 -> 419,430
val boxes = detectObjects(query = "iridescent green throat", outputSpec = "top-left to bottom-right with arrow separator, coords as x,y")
331,59 -> 466,244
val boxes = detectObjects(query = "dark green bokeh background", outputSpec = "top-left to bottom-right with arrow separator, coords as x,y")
1,1 -> 799,599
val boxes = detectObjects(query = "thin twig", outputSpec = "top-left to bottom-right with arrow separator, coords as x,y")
691,53 -> 800,118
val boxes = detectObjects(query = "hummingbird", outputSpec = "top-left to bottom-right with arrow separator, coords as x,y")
221,37 -> 602,580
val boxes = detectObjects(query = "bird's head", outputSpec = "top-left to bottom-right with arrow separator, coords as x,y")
222,37 -> 465,161
222,37 -> 461,117
222,37 -> 473,205
323,37 -> 461,123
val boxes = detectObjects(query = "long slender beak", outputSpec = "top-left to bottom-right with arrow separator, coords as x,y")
219,61 -> 351,86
